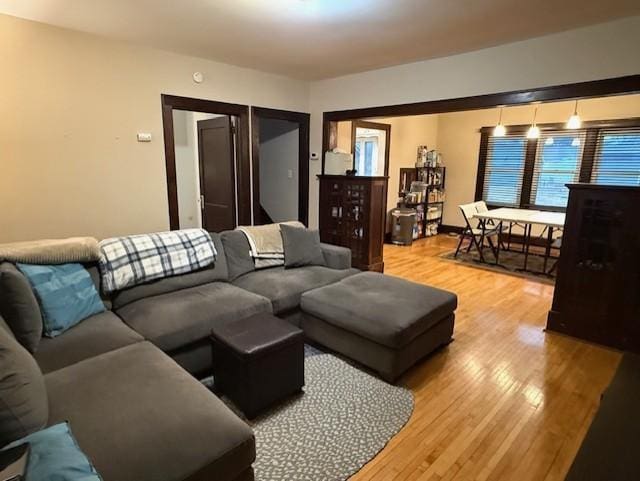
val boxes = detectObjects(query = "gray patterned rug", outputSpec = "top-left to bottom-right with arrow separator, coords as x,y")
222,348 -> 414,481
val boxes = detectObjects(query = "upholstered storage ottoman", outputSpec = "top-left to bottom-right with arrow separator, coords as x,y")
300,272 -> 457,382
210,313 -> 304,419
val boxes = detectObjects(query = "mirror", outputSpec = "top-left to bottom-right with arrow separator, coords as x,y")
351,120 -> 390,177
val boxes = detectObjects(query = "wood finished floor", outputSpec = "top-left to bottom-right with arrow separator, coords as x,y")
352,235 -> 620,481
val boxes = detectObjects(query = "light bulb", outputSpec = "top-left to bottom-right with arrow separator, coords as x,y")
567,114 -> 582,129
493,124 -> 506,137
527,125 -> 540,139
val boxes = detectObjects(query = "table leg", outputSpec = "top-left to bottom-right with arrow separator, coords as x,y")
523,224 -> 532,271
543,226 -> 553,274
477,219 -> 486,263
495,221 -> 502,265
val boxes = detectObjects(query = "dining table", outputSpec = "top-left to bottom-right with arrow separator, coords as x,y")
473,207 -> 566,274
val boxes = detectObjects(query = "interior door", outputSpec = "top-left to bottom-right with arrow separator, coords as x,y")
197,116 -> 236,232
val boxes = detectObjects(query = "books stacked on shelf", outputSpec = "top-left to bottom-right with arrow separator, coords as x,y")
397,146 -> 446,239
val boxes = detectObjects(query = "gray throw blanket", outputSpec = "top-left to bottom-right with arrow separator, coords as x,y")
237,221 -> 303,268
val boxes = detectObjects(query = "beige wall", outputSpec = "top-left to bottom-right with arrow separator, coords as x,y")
308,16 -> 640,227
0,14 -> 309,243
438,94 -> 640,227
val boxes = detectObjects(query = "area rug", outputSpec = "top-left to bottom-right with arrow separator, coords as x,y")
439,246 -> 555,284
229,350 -> 414,481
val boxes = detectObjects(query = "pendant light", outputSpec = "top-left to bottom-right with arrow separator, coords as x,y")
567,100 -> 582,129
493,107 -> 506,137
527,106 -> 540,139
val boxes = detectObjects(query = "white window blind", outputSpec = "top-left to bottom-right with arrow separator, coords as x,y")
591,127 -> 640,186
530,131 -> 586,208
482,135 -> 527,207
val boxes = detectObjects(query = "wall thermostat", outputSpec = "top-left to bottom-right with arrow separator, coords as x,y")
137,133 -> 152,142
192,72 -> 204,84
310,152 -> 319,160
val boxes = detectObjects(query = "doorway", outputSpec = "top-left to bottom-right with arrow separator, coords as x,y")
251,107 -> 310,225
161,94 -> 251,230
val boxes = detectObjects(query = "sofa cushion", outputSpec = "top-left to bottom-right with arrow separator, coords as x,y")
34,310 -> 144,374
45,342 -> 255,481
0,319 -> 48,446
300,272 -> 458,349
0,262 -> 43,352
280,224 -> 325,268
233,266 -> 358,315
2,422 -> 101,481
220,230 -> 255,281
110,233 -> 228,309
115,282 -> 272,352
85,263 -> 112,310
17,263 -> 106,337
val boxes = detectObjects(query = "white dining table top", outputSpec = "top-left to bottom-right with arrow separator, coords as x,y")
474,207 -> 566,228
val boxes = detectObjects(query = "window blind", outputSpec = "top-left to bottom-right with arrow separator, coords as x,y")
482,135 -> 527,207
530,131 -> 586,208
591,127 -> 640,186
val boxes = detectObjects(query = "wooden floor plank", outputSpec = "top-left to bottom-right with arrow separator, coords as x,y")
350,235 -> 620,481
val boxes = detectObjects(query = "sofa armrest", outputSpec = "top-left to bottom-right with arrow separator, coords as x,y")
320,243 -> 352,270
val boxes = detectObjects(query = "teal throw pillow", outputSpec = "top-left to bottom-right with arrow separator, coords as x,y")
1,422 -> 102,480
16,263 -> 105,337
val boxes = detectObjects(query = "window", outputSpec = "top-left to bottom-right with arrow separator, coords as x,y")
482,136 -> 527,206
354,137 -> 379,176
476,119 -> 640,211
591,128 -> 640,186
531,132 -> 585,208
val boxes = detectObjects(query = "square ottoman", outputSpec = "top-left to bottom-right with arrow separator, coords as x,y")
210,313 -> 304,419
300,272 -> 457,382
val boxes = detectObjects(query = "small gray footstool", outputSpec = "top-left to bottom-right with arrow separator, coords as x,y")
300,272 -> 457,382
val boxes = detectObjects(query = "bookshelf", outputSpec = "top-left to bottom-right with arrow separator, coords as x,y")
398,166 -> 446,239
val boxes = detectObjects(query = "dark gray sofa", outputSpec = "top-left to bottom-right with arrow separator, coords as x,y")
0,230 -> 355,481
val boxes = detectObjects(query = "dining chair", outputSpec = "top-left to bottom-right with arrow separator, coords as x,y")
454,202 -> 500,262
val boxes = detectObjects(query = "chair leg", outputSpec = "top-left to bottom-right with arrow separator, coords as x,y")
466,237 -> 473,253
486,235 -> 498,260
472,235 -> 486,263
454,233 -> 465,257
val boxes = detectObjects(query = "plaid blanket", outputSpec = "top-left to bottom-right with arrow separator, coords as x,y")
98,229 -> 216,293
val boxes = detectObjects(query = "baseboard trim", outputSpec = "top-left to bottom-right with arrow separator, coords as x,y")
440,224 -> 463,234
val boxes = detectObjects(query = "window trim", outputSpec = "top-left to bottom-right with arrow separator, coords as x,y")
476,117 -> 640,211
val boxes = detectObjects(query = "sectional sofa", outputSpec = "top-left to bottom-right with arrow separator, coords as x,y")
0,230 -> 357,481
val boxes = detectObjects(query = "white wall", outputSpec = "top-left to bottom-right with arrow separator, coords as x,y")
307,16 -> 640,227
259,119 -> 299,222
0,13 -> 309,242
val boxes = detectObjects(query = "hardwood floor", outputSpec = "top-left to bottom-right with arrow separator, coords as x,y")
353,235 -> 620,481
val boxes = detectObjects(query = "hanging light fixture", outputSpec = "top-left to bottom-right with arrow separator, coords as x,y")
493,106 -> 506,137
567,100 -> 582,129
527,106 -> 540,139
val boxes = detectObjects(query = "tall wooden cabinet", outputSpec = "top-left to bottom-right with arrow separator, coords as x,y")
318,175 -> 388,272
547,183 -> 640,352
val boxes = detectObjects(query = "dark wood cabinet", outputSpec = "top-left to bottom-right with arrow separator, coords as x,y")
547,184 -> 640,352
318,175 -> 388,272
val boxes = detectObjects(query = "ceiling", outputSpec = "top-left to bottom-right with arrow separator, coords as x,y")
1,0 -> 639,80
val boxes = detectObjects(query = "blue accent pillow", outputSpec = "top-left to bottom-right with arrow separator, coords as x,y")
1,422 -> 102,480
16,263 -> 105,337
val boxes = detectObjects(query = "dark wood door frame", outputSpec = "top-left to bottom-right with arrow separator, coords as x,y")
321,74 -> 640,172
351,120 -> 391,177
251,106 -> 310,226
161,94 -> 251,230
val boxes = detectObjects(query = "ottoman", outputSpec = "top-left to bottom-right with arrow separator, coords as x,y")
210,313 -> 304,419
300,272 -> 457,382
